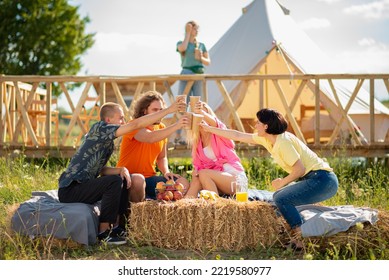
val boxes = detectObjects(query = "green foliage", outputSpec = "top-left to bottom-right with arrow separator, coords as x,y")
0,0 -> 94,79
241,157 -> 287,189
0,155 -> 388,260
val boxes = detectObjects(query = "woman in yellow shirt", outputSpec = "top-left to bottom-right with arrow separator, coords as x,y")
201,108 -> 338,241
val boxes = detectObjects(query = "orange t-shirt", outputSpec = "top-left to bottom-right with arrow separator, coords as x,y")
116,123 -> 167,178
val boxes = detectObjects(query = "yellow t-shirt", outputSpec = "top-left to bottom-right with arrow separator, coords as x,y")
252,132 -> 332,175
116,123 -> 167,178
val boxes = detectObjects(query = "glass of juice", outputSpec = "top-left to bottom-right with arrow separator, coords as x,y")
235,175 -> 248,202
231,180 -> 248,202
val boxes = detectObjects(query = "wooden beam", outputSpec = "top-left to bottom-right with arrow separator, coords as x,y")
13,82 -> 39,146
45,82 -> 52,146
182,81 -> 194,96
61,82 -> 92,146
112,82 -> 129,117
12,82 -> 39,142
370,79 -> 375,143
314,78 -> 320,145
215,81 -> 245,132
289,79 -> 307,114
1,74 -> 388,151
0,81 -> 4,144
272,79 -> 306,143
128,82 -> 144,119
327,79 -> 363,145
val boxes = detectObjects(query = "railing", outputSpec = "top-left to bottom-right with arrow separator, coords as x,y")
1,74 -> 388,158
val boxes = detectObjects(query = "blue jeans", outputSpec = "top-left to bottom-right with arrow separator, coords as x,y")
178,68 -> 203,99
273,170 -> 338,229
145,176 -> 167,199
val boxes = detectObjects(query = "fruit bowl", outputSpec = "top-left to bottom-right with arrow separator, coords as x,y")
156,180 -> 185,201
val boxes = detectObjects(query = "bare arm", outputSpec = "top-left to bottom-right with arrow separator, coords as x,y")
177,23 -> 192,53
200,123 -> 258,145
271,159 -> 306,190
156,144 -> 181,181
115,101 -> 185,138
100,166 -> 132,189
200,51 -> 211,66
156,144 -> 169,176
134,115 -> 188,143
197,102 -> 217,127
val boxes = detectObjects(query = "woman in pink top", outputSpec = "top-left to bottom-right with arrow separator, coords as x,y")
185,101 -> 247,198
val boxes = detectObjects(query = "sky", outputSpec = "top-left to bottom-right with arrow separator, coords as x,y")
69,0 -> 389,100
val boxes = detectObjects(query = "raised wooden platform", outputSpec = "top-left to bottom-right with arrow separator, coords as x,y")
167,142 -> 389,158
1,142 -> 389,159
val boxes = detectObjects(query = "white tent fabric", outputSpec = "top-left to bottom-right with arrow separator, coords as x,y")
165,0 -> 389,142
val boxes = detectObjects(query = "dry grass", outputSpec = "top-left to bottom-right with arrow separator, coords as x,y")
129,198 -> 280,252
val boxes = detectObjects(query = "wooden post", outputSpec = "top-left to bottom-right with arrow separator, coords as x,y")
272,79 -> 306,143
45,82 -> 52,146
202,77 -> 208,104
100,81 -> 106,105
112,82 -> 129,117
0,77 -> 4,145
216,81 -> 245,132
314,78 -> 320,145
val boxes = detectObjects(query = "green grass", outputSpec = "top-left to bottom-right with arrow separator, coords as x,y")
1,153 -> 388,260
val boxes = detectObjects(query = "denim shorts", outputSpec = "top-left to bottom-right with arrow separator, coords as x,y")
145,176 -> 167,199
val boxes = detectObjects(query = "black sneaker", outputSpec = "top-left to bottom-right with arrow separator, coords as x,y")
111,226 -> 127,238
97,229 -> 126,245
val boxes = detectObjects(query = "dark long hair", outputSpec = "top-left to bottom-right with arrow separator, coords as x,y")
256,108 -> 288,135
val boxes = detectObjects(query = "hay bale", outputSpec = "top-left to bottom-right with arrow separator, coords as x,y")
129,198 -> 279,251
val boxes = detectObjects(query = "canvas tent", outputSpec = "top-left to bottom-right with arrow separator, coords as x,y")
165,0 -> 389,143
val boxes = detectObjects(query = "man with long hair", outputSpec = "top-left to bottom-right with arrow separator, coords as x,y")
117,91 -> 190,199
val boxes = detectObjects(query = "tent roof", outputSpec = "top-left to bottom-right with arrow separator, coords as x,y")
203,0 -> 389,115
207,0 -> 332,75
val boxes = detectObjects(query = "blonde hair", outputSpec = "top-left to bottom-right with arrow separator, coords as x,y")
180,20 -> 199,56
187,102 -> 214,149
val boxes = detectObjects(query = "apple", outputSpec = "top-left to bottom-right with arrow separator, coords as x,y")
165,190 -> 174,201
173,191 -> 183,200
166,179 -> 175,186
156,181 -> 165,192
174,182 -> 184,192
157,192 -> 165,200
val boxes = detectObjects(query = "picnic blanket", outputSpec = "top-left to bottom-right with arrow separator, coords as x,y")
248,189 -> 379,237
11,190 -> 100,246
11,189 -> 379,245
298,204 -> 379,237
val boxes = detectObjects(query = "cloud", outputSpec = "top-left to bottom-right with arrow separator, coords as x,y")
358,37 -> 376,47
94,32 -> 175,53
298,17 -> 331,30
334,40 -> 389,73
80,32 -> 182,76
316,0 -> 341,4
343,0 -> 389,19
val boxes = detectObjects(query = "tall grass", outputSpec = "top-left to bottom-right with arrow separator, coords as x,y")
0,153 -> 388,260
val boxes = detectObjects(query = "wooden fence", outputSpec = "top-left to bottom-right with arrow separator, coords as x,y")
1,74 -> 388,158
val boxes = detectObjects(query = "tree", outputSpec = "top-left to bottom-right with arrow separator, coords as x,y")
0,0 -> 94,77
